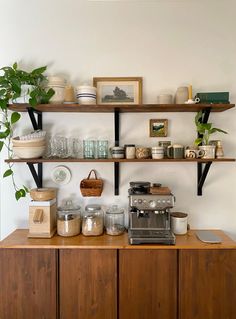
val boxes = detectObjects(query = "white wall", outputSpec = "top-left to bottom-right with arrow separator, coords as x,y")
0,0 -> 236,240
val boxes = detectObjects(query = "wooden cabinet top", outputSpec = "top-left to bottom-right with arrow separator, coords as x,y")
8,103 -> 235,113
0,229 -> 235,250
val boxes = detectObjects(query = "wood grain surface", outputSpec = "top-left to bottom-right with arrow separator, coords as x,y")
179,249 -> 236,319
0,248 -> 57,319
119,249 -> 177,319
0,229 -> 235,250
8,103 -> 235,113
59,249 -> 117,319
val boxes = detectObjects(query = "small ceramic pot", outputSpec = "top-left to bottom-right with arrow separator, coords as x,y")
198,145 -> 216,159
151,146 -> 164,159
110,146 -> 125,159
76,86 -> 97,105
135,147 -> 151,159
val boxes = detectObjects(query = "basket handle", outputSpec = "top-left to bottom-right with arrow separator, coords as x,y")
87,169 -> 98,180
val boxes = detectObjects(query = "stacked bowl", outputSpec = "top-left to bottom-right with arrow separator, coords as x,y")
76,86 -> 97,104
12,134 -> 46,159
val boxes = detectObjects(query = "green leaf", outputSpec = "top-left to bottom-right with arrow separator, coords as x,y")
13,62 -> 18,70
0,89 -> 6,96
0,99 -> 7,110
31,66 -> 47,75
23,185 -> 29,193
11,78 -> 21,94
0,141 -> 4,152
209,128 -> 228,134
29,96 -> 37,107
0,128 -> 10,139
3,169 -> 13,178
194,137 -> 202,146
15,188 -> 26,200
11,112 -> 21,124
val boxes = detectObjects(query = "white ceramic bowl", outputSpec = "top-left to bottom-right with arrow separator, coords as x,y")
13,145 -> 46,159
12,137 -> 46,147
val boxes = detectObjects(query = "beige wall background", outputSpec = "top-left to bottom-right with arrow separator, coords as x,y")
0,0 -> 236,240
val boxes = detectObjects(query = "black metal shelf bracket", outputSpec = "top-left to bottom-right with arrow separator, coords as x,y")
197,107 -> 212,195
27,107 -> 42,130
114,109 -> 120,195
26,107 -> 43,188
27,163 -> 43,188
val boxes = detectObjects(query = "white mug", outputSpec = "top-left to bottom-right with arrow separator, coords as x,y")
171,212 -> 188,235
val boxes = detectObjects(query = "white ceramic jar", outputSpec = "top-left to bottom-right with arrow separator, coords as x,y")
76,86 -> 97,105
47,76 -> 66,104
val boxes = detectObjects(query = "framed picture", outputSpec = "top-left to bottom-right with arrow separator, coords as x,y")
150,119 -> 168,137
93,77 -> 142,105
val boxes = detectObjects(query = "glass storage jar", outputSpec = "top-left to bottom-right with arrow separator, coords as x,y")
82,204 -> 104,236
57,200 -> 81,237
105,205 -> 125,236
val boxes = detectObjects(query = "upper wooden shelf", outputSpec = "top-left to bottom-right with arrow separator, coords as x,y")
8,103 -> 235,113
5,158 -> 236,163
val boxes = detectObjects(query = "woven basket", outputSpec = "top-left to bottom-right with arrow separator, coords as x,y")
80,169 -> 103,197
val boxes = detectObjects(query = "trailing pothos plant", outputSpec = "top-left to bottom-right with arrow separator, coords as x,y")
194,110 -> 228,145
0,62 -> 54,200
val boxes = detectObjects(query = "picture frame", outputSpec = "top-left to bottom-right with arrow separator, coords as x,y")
93,77 -> 142,105
150,119 -> 168,137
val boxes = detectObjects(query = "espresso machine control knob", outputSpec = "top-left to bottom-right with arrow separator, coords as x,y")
149,200 -> 156,208
138,199 -> 143,204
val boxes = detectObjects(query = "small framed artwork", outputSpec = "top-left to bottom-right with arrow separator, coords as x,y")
150,119 -> 168,137
93,77 -> 142,105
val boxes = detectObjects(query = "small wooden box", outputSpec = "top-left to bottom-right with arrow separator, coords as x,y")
28,199 -> 57,238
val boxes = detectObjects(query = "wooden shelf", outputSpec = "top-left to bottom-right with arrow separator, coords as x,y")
5,158 -> 236,163
8,103 -> 235,113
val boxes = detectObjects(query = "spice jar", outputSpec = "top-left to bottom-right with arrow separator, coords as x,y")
57,200 -> 81,237
105,205 -> 125,236
82,204 -> 104,236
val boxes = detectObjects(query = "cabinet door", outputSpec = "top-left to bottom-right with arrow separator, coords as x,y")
59,249 -> 117,319
0,248 -> 57,319
179,249 -> 236,319
119,249 -> 177,319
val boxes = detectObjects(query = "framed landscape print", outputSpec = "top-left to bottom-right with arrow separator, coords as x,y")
93,77 -> 142,105
150,119 -> 168,137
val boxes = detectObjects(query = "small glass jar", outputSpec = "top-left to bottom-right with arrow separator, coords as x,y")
82,204 -> 104,236
105,205 -> 125,236
57,200 -> 81,237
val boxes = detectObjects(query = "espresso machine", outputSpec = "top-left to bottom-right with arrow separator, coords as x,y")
128,182 -> 176,245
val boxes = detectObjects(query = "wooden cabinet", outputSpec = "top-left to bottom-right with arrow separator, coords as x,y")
119,249 -> 177,319
0,230 -> 236,319
59,249 -> 117,319
179,249 -> 236,319
0,248 -> 57,319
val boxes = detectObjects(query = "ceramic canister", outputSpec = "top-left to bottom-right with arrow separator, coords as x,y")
110,146 -> 125,159
47,76 -> 66,104
76,86 -> 97,105
175,87 -> 189,104
171,212 -> 188,235
151,146 -> 164,159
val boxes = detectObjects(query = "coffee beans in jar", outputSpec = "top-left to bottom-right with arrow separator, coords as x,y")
57,201 -> 81,237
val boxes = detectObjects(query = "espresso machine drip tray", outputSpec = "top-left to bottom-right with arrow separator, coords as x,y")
128,229 -> 176,245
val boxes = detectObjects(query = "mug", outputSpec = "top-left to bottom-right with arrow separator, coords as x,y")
167,144 -> 184,159
171,212 -> 188,235
151,146 -> 164,159
158,141 -> 171,158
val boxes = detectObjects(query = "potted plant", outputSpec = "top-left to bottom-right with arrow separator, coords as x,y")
194,110 -> 227,158
0,62 -> 54,200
